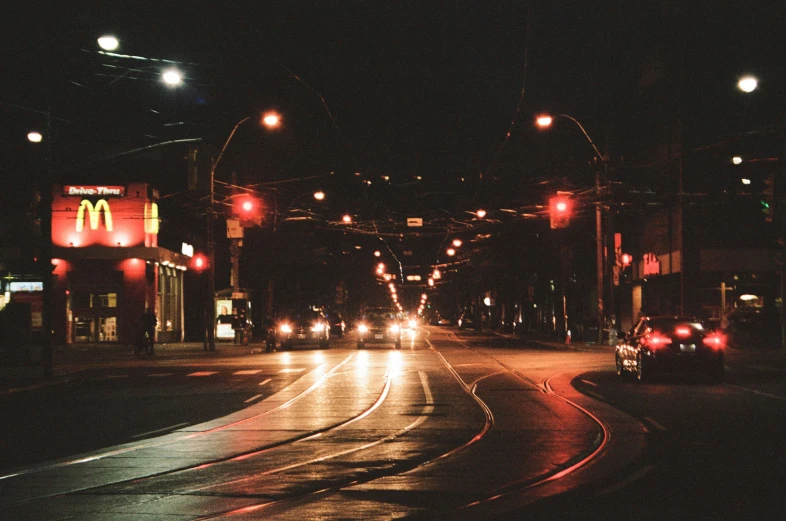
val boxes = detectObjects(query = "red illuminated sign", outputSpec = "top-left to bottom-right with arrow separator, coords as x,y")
63,185 -> 126,197
643,253 -> 661,276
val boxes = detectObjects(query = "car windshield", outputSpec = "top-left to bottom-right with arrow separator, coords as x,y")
650,318 -> 706,335
365,311 -> 396,323
284,310 -> 323,324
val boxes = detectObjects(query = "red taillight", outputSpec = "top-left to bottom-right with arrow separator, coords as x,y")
702,333 -> 726,349
675,326 -> 691,338
645,333 -> 672,348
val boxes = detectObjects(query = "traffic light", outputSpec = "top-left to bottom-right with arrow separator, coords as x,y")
191,253 -> 208,272
621,253 -> 633,267
762,174 -> 775,222
549,196 -> 572,229
234,195 -> 262,227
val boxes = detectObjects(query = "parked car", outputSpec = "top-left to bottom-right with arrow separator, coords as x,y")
274,308 -> 330,350
457,312 -> 480,330
615,316 -> 725,382
356,308 -> 401,349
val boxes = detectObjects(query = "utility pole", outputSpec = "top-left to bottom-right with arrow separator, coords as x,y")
595,165 -> 605,344
204,156 -> 216,351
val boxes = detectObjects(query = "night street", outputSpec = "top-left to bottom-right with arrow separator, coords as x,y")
2,328 -> 785,520
2,3 -> 786,520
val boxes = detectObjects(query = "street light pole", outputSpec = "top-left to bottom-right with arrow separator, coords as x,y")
538,113 -> 608,344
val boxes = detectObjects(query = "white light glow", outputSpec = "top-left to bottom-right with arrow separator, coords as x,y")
741,178 -> 751,185
162,69 -> 183,86
732,156 -> 743,165
27,131 -> 43,143
737,76 -> 758,93
97,35 -> 119,51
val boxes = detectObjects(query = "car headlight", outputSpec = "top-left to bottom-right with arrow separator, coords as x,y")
389,324 -> 400,334
358,324 -> 369,333
311,322 -> 325,332
408,319 -> 417,329
280,323 -> 292,333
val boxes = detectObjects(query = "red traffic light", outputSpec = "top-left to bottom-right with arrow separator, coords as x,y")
549,196 -> 572,229
192,253 -> 208,272
234,196 -> 263,227
621,253 -> 633,267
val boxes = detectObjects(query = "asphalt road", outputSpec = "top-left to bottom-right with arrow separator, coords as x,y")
1,327 -> 784,520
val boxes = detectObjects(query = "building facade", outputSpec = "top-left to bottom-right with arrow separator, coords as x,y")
51,183 -> 191,345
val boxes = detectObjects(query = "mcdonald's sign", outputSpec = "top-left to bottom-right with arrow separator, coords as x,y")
75,199 -> 113,232
144,202 -> 159,235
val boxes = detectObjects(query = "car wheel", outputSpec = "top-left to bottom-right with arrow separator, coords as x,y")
320,340 -> 329,349
394,340 -> 401,349
636,352 -> 653,382
357,342 -> 364,349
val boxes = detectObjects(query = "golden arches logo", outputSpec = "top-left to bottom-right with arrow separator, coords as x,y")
144,202 -> 159,234
75,199 -> 113,232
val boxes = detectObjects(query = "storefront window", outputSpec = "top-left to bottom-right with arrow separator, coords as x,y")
90,292 -> 117,308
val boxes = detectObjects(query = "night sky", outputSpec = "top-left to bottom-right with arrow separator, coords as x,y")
2,1 -> 784,309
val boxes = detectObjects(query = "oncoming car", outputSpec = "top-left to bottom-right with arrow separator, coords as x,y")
357,308 -> 401,349
615,316 -> 726,382
274,308 -> 330,350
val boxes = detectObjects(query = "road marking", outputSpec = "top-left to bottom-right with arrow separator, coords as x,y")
187,371 -> 217,377
643,416 -> 667,431
598,464 -> 654,496
130,422 -> 189,439
580,379 -> 598,387
586,390 -> 605,401
234,369 -> 263,375
279,368 -> 306,373
148,373 -> 173,377
729,384 -> 786,401
244,394 -> 263,403
258,378 -> 272,386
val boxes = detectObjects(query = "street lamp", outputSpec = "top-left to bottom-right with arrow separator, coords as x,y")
737,75 -> 758,93
205,112 -> 281,351
97,35 -> 119,51
538,112 -> 608,344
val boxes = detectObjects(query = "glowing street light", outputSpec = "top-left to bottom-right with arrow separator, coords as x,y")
737,75 -> 758,93
313,191 -> 325,201
452,239 -> 463,248
342,214 -> 352,224
27,131 -> 43,143
732,156 -> 743,165
476,209 -> 487,219
162,68 -> 183,86
446,248 -> 456,256
262,111 -> 281,128
535,115 -> 553,127
97,35 -> 119,51
432,268 -> 441,280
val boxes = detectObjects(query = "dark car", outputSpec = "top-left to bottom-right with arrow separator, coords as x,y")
274,308 -> 330,350
615,316 -> 726,382
357,308 -> 401,349
457,312 -> 480,330
326,312 -> 346,338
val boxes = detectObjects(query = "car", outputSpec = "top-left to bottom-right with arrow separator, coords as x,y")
457,312 -> 481,330
274,308 -> 331,350
615,316 -> 726,382
326,312 -> 346,338
356,308 -> 402,349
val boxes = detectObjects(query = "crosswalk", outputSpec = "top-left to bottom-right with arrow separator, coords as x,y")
96,368 -> 309,380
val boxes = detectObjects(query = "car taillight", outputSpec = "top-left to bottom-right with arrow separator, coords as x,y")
644,333 -> 672,349
280,323 -> 292,333
675,326 -> 691,338
358,324 -> 369,333
389,324 -> 400,334
702,333 -> 726,349
311,322 -> 325,332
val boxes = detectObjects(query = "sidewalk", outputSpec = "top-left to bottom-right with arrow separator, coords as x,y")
0,340 -> 269,394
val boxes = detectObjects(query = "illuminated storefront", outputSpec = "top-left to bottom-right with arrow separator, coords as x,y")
51,183 -> 191,344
